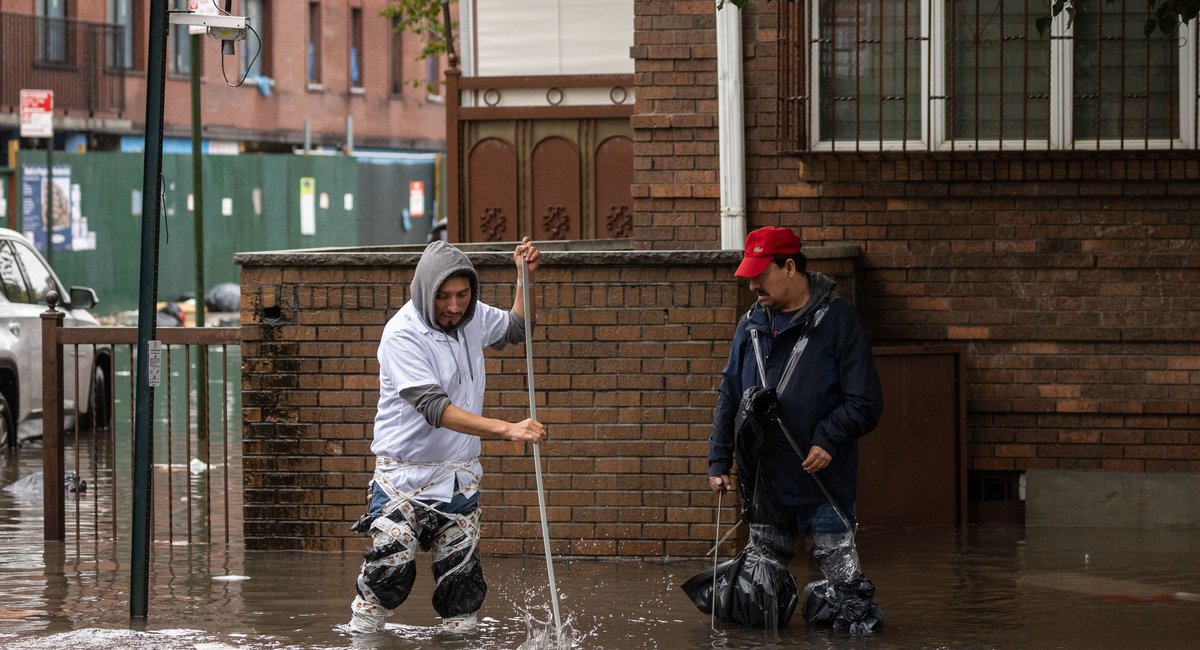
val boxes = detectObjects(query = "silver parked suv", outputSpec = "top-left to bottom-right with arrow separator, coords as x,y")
0,227 -> 110,448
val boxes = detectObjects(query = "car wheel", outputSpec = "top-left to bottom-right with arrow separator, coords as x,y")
0,393 -> 14,450
82,364 -> 110,431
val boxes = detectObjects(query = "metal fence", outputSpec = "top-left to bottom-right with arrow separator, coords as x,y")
0,12 -> 126,117
778,0 -> 1200,152
41,299 -> 241,548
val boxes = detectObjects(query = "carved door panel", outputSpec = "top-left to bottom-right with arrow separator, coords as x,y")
459,120 -> 632,243
595,136 -> 634,239
531,137 -> 581,241
467,138 -> 518,242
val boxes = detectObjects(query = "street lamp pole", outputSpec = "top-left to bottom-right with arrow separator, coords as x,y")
131,0 -> 169,621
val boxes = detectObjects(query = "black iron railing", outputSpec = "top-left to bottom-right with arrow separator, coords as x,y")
0,12 -> 127,117
41,301 -> 242,548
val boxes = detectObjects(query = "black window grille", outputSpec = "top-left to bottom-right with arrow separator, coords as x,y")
778,0 -> 1199,152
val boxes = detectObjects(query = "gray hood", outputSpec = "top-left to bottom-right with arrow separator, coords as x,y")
410,240 -> 479,334
796,271 -> 835,322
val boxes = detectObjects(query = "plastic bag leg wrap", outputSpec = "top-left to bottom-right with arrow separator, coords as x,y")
801,530 -> 883,633
348,511 -> 420,631
680,522 -> 799,628
431,508 -> 487,620
811,532 -> 862,584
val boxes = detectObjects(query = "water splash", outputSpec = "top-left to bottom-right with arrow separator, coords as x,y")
517,607 -> 576,649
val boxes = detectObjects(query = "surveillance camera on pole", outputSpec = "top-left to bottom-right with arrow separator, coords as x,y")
169,8 -> 246,55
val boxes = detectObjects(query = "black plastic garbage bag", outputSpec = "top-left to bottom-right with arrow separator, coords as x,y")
205,282 -> 241,313
681,524 -> 799,628
802,575 -> 885,634
733,386 -> 795,532
156,303 -> 184,327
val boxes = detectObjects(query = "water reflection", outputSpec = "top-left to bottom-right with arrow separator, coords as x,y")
0,523 -> 1198,648
3,347 -> 1200,647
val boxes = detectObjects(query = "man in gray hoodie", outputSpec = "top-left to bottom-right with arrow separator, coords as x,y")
347,237 -> 546,634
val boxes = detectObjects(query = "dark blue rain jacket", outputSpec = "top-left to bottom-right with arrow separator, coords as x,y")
708,278 -> 883,513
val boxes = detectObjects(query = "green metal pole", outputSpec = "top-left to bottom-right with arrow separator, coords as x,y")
190,34 -> 210,454
132,0 -> 169,621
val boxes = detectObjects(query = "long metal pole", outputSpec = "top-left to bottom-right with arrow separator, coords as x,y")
712,490 -> 721,630
521,256 -> 562,636
131,0 -> 169,620
190,33 -> 210,455
45,140 -> 53,266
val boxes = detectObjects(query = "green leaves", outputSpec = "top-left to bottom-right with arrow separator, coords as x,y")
1032,0 -> 1197,37
382,0 -> 455,91
725,0 -> 1196,38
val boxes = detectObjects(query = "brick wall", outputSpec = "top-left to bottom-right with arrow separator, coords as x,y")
632,1 -> 1200,475
237,247 -> 857,552
630,0 -> 721,249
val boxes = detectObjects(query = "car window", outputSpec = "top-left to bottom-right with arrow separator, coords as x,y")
0,242 -> 30,303
8,239 -> 62,305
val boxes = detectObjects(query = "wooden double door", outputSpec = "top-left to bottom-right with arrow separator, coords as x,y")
462,119 -> 633,243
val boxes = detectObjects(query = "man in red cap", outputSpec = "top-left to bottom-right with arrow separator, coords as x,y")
704,226 -> 884,632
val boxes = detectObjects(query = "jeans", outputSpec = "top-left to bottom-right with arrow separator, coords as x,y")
368,480 -> 480,518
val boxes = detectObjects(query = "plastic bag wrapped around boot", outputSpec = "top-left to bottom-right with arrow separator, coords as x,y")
681,526 -> 799,628
802,575 -> 884,634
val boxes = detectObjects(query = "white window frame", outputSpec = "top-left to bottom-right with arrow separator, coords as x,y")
805,1 -> 1198,152
809,0 -> 932,152
1064,18 -> 1198,150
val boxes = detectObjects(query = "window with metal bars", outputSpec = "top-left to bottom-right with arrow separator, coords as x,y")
778,0 -> 1199,152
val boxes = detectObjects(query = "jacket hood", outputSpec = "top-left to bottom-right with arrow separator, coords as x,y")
797,271 -> 835,321
748,271 -> 836,332
410,240 -> 479,334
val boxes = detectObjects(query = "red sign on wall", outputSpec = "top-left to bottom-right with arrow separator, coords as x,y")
19,89 -> 54,138
409,181 -> 426,218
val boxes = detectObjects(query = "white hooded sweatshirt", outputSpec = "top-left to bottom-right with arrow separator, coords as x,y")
370,241 -> 525,502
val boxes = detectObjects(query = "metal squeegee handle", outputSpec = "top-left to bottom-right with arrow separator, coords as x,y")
521,254 -> 563,635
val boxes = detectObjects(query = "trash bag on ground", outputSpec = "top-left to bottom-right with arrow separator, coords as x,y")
681,523 -> 799,628
802,575 -> 885,634
204,282 -> 241,313
156,302 -> 184,327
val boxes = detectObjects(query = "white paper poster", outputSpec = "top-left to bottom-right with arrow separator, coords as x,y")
299,177 -> 316,235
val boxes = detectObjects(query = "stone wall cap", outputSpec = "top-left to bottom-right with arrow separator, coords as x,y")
235,241 -> 861,268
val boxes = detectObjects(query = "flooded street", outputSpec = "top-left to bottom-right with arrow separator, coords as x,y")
2,350 -> 1199,647
5,433 -> 1199,650
2,515 -> 1198,648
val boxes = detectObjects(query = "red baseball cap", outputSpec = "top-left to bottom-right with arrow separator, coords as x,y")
734,226 -> 803,277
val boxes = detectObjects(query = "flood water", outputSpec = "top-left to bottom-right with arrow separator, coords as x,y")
2,353 -> 1199,648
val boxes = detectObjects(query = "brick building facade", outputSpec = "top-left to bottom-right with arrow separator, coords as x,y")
234,1 -> 1199,553
631,1 -> 1200,484
0,0 -> 444,152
